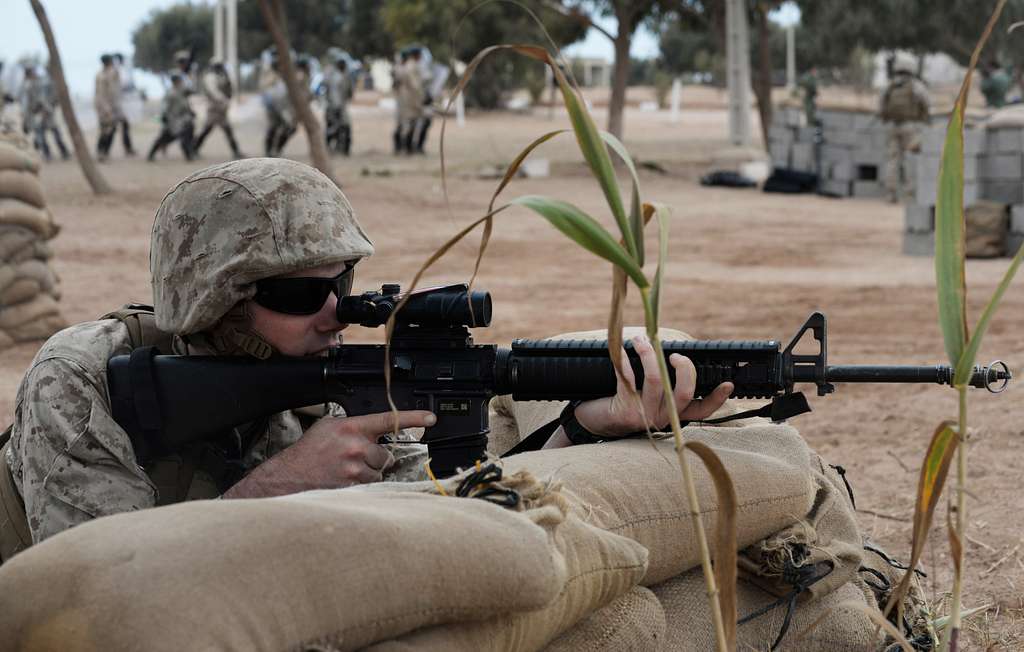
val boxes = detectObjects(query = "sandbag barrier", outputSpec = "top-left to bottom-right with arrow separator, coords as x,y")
0,135 -> 65,351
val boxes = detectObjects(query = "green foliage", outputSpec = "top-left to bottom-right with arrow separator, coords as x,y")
131,3 -> 214,73
380,0 -> 586,108
235,0 -> 350,61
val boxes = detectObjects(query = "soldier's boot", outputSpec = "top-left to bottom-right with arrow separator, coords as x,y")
147,131 -> 174,162
275,125 -> 296,156
223,125 -> 243,159
180,126 -> 196,161
393,126 -> 403,155
402,129 -> 414,155
193,124 -> 214,156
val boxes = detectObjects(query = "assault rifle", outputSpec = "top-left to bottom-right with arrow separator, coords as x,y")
108,283 -> 1012,477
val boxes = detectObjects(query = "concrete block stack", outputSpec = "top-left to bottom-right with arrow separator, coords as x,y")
905,125 -> 1024,258
767,107 -> 889,198
0,132 -> 65,351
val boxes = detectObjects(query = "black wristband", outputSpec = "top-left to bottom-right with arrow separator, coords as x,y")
558,400 -> 607,445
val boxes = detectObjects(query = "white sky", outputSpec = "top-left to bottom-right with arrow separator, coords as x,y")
1,0 -> 801,97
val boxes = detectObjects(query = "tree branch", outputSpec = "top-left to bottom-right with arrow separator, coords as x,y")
540,0 -> 616,42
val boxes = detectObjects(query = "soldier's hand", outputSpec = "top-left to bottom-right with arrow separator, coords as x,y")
223,410 -> 436,499
572,334 -> 733,439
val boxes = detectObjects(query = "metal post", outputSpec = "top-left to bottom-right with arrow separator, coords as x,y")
786,25 -> 796,92
214,0 -> 225,62
725,0 -> 752,146
670,77 -> 681,123
226,0 -> 238,96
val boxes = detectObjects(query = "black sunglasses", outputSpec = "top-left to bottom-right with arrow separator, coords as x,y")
252,262 -> 357,315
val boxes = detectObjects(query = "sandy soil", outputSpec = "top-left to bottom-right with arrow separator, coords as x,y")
1,94 -> 1021,647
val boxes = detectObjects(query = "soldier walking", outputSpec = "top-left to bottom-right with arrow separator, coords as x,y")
193,60 -> 242,159
93,54 -> 120,162
20,65 -> 69,161
324,57 -> 353,156
110,53 -> 137,156
259,54 -> 296,157
146,74 -> 196,162
392,48 -> 424,155
879,56 -> 930,204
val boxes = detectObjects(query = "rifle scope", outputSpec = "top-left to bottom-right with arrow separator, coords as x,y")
336,283 -> 491,328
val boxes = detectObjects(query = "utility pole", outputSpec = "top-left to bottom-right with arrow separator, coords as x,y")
725,0 -> 752,146
786,25 -> 796,92
213,0 -> 239,95
214,0 -> 225,61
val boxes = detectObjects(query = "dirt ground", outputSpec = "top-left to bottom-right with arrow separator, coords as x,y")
1,91 -> 1022,648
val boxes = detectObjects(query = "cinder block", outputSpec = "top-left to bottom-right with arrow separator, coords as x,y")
819,110 -> 855,130
864,129 -> 888,152
1011,205 -> 1024,233
824,129 -> 860,147
916,177 -> 938,205
917,155 -> 941,183
981,154 -> 1023,181
828,159 -> 855,181
853,180 -> 885,198
921,127 -> 947,155
769,125 -> 794,142
854,147 -> 884,168
905,203 -> 935,232
769,142 -> 790,167
964,155 -> 979,182
965,182 -> 982,204
1008,232 -> 1024,257
964,130 -> 986,155
820,179 -> 852,197
903,230 -> 935,256
983,180 -> 1023,204
797,126 -> 819,142
791,143 -> 814,172
852,113 -> 876,130
987,127 -> 1024,153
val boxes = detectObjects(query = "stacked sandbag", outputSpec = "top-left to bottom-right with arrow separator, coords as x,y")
0,133 -> 64,351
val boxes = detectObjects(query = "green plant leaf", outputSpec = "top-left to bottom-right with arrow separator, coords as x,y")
885,421 -> 959,620
953,241 -> 1024,385
511,195 -> 648,288
933,604 -> 990,632
600,130 -> 645,267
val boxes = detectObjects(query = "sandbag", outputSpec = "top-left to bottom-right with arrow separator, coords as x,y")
0,142 -> 42,174
0,265 -> 13,294
0,226 -> 38,260
0,170 -> 47,210
652,567 -> 880,651
0,277 -> 41,305
985,109 -> 1024,129
965,200 -> 1008,258
502,427 -> 817,585
13,259 -> 57,292
544,586 -> 666,652
8,313 -> 66,343
0,482 -> 647,652
0,199 -> 56,238
0,328 -> 13,351
0,293 -> 59,329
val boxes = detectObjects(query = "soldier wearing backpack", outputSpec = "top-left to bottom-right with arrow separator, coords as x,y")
879,56 -> 930,203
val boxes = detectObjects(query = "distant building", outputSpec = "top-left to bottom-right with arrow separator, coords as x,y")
553,57 -> 611,88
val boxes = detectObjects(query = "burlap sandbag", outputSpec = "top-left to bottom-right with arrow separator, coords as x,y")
0,171 -> 47,210
965,200 -> 1008,258
7,312 -> 66,343
0,277 -> 41,305
0,482 -> 647,652
544,585 -> 666,652
0,264 -> 13,294
0,225 -> 39,259
652,566 -> 880,651
0,142 -> 42,174
502,427 -> 816,586
12,259 -> 57,292
0,293 -> 58,329
0,199 -> 56,238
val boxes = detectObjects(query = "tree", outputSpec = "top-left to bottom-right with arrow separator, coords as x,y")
237,0 -> 351,61
381,0 -> 586,109
543,1 -> 673,140
257,0 -> 337,188
29,0 -> 111,194
131,3 -> 214,74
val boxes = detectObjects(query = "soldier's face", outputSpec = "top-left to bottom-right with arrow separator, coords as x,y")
247,261 -> 350,357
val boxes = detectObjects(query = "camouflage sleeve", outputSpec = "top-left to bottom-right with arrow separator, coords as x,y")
16,358 -> 156,543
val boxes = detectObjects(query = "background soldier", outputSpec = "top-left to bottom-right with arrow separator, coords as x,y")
324,56 -> 353,156
19,65 -> 69,161
259,54 -> 296,157
93,54 -> 120,162
980,61 -> 1010,109
194,59 -> 242,159
879,56 -> 930,203
110,53 -> 136,157
798,66 -> 819,126
146,74 -> 195,162
393,48 -> 424,155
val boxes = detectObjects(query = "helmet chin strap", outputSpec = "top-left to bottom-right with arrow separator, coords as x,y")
203,302 -> 276,360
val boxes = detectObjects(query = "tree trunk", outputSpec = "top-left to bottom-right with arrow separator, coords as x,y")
753,5 -> 773,149
28,0 -> 112,195
607,31 -> 632,140
257,0 -> 339,187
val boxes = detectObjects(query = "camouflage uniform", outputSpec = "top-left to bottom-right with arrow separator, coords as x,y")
194,65 -> 241,158
259,66 -> 296,157
93,61 -> 121,161
2,159 -> 386,553
393,56 -> 424,154
19,72 -> 69,160
880,64 -> 930,203
146,80 -> 196,161
324,65 -> 353,155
